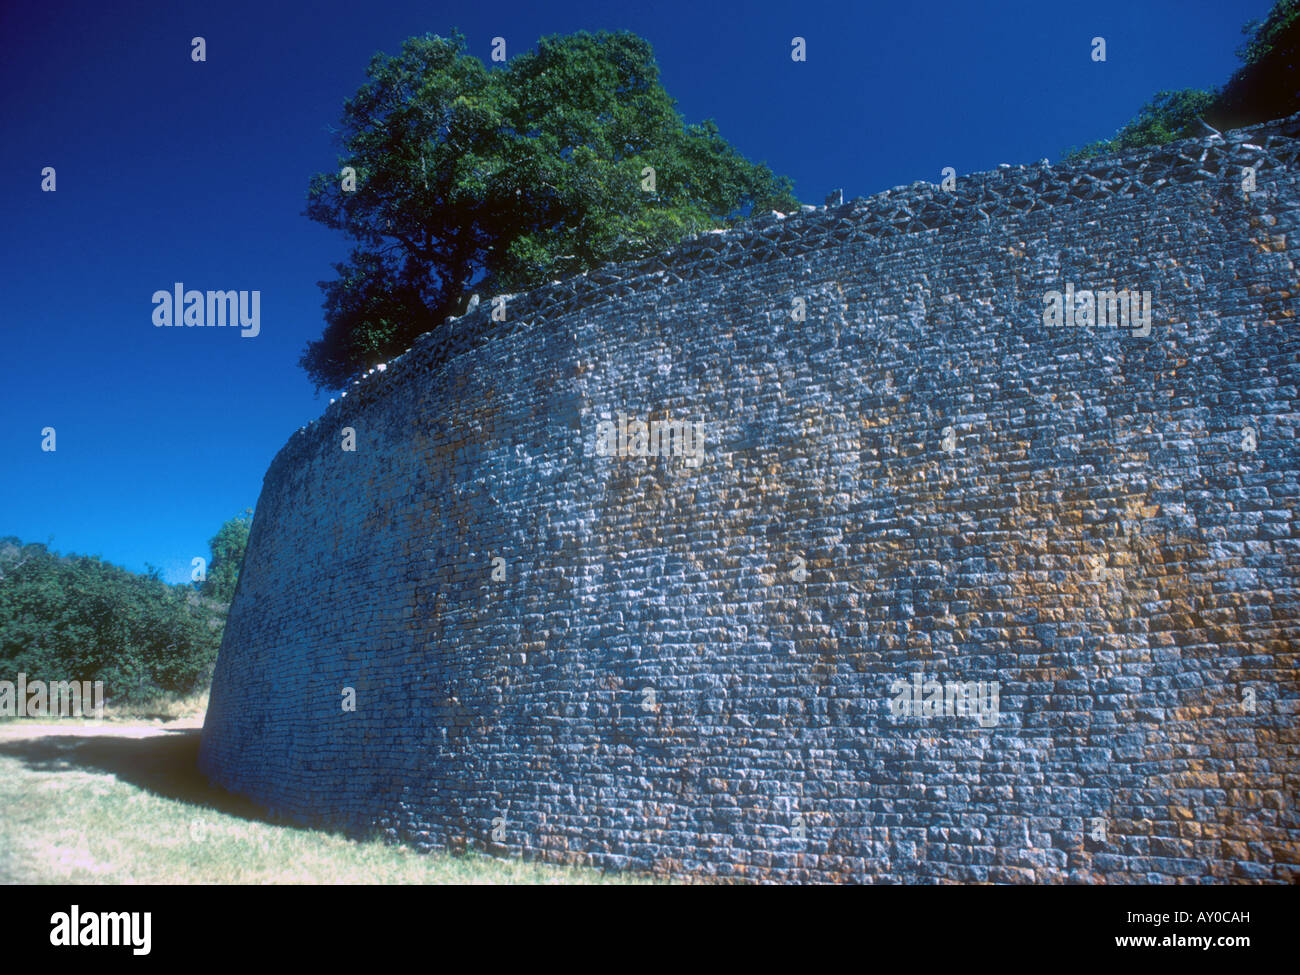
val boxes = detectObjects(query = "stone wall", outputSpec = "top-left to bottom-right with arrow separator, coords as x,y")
199,114 -> 1300,883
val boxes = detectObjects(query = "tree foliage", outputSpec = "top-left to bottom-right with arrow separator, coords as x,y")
1065,0 -> 1299,160
0,539 -> 225,703
1066,89 -> 1218,160
302,30 -> 798,390
1214,0 -> 1300,129
202,509 -> 252,603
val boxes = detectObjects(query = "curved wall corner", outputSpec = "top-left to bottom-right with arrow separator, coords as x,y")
200,115 -> 1300,883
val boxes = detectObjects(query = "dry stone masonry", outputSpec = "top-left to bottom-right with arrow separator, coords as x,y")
200,114 -> 1300,883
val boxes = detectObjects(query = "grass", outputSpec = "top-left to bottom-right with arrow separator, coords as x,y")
103,689 -> 210,722
0,688 -> 211,725
0,717 -> 662,884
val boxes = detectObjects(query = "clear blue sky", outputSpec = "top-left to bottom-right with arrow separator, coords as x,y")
0,0 -> 1270,584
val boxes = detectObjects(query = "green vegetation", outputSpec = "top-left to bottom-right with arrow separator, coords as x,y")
1066,89 -> 1219,160
301,29 -> 798,390
0,526 -> 238,705
1066,0 -> 1299,160
201,509 -> 252,603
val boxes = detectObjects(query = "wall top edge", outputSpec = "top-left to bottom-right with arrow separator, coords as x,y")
266,111 -> 1300,485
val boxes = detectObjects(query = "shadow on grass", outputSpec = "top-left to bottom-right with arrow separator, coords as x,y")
0,726 -> 681,883
0,728 -> 294,830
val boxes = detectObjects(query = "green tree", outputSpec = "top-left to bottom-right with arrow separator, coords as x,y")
1211,0 -> 1300,130
202,510 -> 252,603
1065,1 -> 1300,160
0,538 -> 224,704
1066,89 -> 1217,161
302,29 -> 798,390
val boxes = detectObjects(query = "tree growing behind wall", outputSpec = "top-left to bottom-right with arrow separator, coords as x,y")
1214,0 -> 1300,129
202,509 -> 252,603
301,29 -> 798,391
1066,0 -> 1299,160
0,539 -> 224,703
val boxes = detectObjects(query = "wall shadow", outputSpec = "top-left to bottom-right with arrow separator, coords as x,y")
0,728 -> 283,827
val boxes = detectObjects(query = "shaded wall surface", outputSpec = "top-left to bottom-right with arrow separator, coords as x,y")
201,116 -> 1300,883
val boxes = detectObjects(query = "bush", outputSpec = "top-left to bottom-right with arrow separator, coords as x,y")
0,538 -> 225,703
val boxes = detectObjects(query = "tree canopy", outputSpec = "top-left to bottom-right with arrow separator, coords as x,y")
0,539 -> 224,703
1214,0 -> 1300,129
302,29 -> 798,390
201,510 -> 251,603
1065,0 -> 1299,160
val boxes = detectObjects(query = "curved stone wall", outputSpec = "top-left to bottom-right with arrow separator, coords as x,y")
200,114 -> 1300,883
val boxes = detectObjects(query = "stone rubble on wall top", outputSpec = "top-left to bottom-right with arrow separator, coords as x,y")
272,112 -> 1300,493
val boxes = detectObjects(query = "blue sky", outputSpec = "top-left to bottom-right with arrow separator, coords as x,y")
0,0 -> 1270,583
